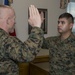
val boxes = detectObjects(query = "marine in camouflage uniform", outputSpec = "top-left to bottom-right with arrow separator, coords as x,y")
0,4 -> 44,75
42,34 -> 75,75
0,27 -> 43,75
42,12 -> 75,75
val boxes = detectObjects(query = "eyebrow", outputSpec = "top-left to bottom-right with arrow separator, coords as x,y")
58,21 -> 65,23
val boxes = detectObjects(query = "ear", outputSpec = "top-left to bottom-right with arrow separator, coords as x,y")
6,19 -> 9,25
70,23 -> 73,29
6,18 -> 11,26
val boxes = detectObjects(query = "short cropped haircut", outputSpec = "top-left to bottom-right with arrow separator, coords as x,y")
59,12 -> 74,24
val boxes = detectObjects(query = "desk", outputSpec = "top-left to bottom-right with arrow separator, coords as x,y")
29,62 -> 49,75
29,55 -> 49,75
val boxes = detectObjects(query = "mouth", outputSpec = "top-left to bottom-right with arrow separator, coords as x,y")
58,27 -> 61,30
58,28 -> 62,32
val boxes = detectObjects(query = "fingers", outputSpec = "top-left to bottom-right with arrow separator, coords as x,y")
35,6 -> 39,16
28,5 -> 42,28
29,5 -> 35,17
29,5 -> 39,17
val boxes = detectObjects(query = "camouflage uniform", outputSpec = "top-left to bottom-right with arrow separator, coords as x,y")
0,27 -> 43,75
42,33 -> 75,75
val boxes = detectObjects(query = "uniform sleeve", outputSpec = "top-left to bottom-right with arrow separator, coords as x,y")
2,27 -> 44,62
42,37 -> 51,49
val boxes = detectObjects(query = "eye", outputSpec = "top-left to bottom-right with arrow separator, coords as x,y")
58,21 -> 60,24
58,21 -> 65,24
61,21 -> 65,24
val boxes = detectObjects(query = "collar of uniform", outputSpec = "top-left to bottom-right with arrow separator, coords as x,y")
0,28 -> 8,37
58,33 -> 75,43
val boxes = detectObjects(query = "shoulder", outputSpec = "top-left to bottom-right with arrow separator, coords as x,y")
70,34 -> 75,40
46,36 -> 59,41
44,36 -> 59,44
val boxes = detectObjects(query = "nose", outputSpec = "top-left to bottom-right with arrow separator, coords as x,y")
58,21 -> 62,27
58,23 -> 60,27
58,23 -> 60,26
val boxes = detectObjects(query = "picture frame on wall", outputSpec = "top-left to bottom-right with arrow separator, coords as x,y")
28,8 -> 48,34
60,0 -> 70,9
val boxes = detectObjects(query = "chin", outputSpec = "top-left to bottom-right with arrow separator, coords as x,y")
9,28 -> 14,33
58,31 -> 62,32
58,30 -> 62,33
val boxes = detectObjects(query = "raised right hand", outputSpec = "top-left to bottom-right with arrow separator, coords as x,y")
28,5 -> 42,28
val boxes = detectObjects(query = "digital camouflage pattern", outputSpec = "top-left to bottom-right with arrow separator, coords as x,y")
0,27 -> 43,75
42,33 -> 75,75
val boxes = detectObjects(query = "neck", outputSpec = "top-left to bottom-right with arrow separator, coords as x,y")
0,25 -> 9,33
60,31 -> 72,41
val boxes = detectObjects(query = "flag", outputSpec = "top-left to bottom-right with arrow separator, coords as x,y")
4,0 -> 9,5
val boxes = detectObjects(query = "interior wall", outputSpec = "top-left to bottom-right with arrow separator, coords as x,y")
11,0 -> 66,56
0,0 -> 3,4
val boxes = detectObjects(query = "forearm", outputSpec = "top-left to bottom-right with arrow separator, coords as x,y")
5,27 -> 44,62
21,27 -> 44,62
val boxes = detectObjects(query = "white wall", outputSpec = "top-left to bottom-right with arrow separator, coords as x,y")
11,0 -> 66,56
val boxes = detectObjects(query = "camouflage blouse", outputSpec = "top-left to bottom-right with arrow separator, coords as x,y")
0,27 -> 43,75
42,34 -> 75,75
